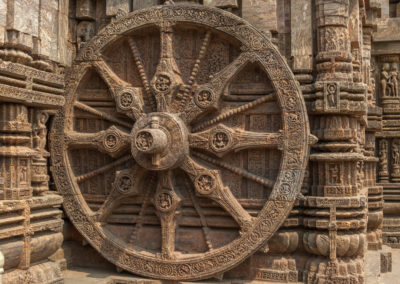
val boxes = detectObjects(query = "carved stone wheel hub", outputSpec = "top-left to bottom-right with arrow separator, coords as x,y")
131,113 -> 188,170
50,4 -> 312,281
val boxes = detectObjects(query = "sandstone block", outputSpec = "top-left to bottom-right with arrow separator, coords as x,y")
106,0 -> 129,17
290,0 -> 312,72
381,252 -> 392,273
11,0 -> 40,37
132,0 -> 159,10
242,0 -> 277,34
76,0 -> 96,20
203,0 -> 238,8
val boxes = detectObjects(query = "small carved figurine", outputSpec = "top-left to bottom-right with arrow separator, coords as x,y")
329,164 -> 340,185
393,140 -> 400,166
390,63 -> 399,97
381,63 -> 393,97
33,111 -> 49,156
379,140 -> 389,176
368,71 -> 376,106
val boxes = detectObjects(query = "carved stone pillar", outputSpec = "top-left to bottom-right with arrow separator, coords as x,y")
76,0 -> 97,50
304,1 -> 368,282
365,104 -> 383,250
376,55 -> 400,248
315,0 -> 353,82
0,9 -> 66,278
362,22 -> 384,251
0,104 -> 34,200
365,109 -> 383,250
290,0 -> 313,85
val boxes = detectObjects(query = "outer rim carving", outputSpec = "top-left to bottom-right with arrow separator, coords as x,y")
50,4 -> 311,281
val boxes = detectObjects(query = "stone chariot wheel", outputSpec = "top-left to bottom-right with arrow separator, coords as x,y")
50,4 -> 312,281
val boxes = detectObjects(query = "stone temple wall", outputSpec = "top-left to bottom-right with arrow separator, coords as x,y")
0,0 -> 67,283
0,0 -> 399,283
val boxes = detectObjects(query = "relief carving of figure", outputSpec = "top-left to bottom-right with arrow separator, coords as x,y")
393,140 -> 400,166
390,63 -> 399,97
356,161 -> 364,189
328,164 -> 340,185
77,21 -> 95,50
392,139 -> 400,178
379,140 -> 388,175
368,70 -> 376,107
381,63 -> 393,97
33,112 -> 49,157
327,84 -> 337,108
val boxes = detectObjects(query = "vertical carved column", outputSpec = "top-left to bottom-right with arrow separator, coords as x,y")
362,22 -> 384,251
0,102 -> 64,283
290,0 -> 313,85
315,0 -> 353,82
376,55 -> 400,249
76,0 -> 96,50
0,2 -> 66,280
0,104 -> 34,274
0,104 -> 34,200
304,1 -> 368,283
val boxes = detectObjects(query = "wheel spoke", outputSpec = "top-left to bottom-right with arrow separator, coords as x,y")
93,59 -> 145,119
187,181 -> 213,251
188,31 -> 212,86
191,92 -> 276,132
74,101 -> 132,129
189,124 -> 283,157
95,165 -> 144,222
180,52 -> 255,124
93,58 -> 130,89
153,171 -> 181,260
170,31 -> 212,113
150,22 -> 183,112
65,126 -> 131,158
180,156 -> 253,233
128,38 -> 156,111
192,151 -> 275,188
128,173 -> 157,246
76,155 -> 132,183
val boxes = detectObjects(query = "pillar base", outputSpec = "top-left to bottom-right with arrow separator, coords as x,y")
2,260 -> 63,284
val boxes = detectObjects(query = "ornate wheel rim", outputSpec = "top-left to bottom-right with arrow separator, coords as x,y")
50,4 -> 311,281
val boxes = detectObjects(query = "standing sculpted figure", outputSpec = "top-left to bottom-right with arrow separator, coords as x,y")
381,63 -> 392,97
390,63 -> 399,97
33,112 -> 49,156
393,140 -> 400,166
379,140 -> 388,174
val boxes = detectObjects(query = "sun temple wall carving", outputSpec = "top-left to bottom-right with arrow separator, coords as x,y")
0,0 -> 399,283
